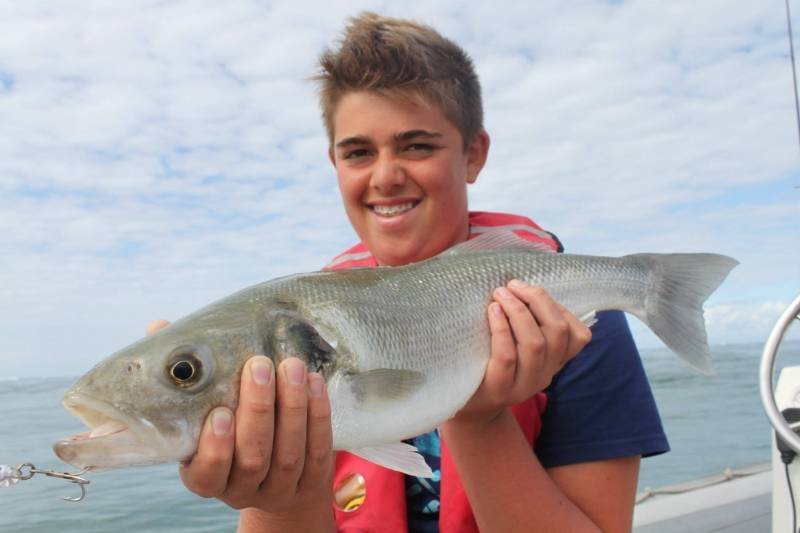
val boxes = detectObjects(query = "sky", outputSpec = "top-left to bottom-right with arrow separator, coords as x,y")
0,0 -> 798,378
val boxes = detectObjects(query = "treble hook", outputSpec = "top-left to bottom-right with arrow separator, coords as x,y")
16,463 -> 90,502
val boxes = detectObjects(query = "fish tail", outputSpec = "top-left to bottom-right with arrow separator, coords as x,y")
629,253 -> 738,374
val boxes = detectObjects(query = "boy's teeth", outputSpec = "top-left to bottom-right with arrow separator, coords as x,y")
372,202 -> 416,217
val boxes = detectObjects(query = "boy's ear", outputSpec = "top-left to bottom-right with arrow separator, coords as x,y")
465,129 -> 490,184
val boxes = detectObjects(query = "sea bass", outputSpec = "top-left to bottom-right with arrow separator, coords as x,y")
54,232 -> 737,477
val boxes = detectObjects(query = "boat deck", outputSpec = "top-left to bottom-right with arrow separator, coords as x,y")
633,464 -> 770,532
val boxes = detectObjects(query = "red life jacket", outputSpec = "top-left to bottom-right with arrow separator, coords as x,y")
324,211 -> 561,270
332,394 -> 548,532
325,211 -> 558,532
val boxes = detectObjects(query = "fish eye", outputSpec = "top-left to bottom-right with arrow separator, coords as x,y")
170,360 -> 196,382
162,345 -> 214,391
165,350 -> 204,388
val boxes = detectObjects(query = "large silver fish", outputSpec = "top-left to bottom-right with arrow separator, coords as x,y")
54,232 -> 737,477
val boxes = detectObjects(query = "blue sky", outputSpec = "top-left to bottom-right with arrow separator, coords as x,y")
0,0 -> 798,378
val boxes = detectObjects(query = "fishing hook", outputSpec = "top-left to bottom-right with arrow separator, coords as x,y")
15,463 -> 90,502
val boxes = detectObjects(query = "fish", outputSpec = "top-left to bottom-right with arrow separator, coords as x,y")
53,231 -> 737,477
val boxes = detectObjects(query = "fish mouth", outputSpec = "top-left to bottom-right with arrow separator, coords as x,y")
54,393 -> 172,470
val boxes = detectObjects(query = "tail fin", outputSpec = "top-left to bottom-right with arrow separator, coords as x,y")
629,253 -> 738,374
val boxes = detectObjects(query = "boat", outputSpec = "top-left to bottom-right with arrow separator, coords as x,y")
632,293 -> 800,532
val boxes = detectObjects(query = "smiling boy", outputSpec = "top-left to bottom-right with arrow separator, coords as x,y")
173,12 -> 668,532
331,90 -> 487,267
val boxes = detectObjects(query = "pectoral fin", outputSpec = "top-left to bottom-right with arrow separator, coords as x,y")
347,368 -> 426,407
349,442 -> 434,478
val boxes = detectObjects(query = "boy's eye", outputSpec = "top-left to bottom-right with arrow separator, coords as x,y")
404,143 -> 435,153
342,148 -> 371,160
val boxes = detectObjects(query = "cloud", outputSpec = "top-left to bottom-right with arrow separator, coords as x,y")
0,0 -> 797,377
629,299 -> 800,355
706,300 -> 800,337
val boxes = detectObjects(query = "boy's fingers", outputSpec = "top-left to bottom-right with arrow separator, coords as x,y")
298,372 -> 334,491
224,356 -> 277,503
260,358 -> 309,501
179,407 -> 235,498
494,285 -> 546,383
558,304 -> 593,359
508,282 -> 569,363
495,285 -> 543,350
146,319 -> 171,336
484,301 -> 518,394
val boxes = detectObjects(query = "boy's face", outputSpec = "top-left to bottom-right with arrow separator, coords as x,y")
330,91 -> 489,266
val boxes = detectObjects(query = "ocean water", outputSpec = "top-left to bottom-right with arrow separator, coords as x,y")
1,340 -> 797,532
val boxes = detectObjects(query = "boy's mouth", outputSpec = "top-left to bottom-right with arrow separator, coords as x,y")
369,201 -> 420,218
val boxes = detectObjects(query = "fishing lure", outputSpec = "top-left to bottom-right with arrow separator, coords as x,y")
0,462 -> 90,502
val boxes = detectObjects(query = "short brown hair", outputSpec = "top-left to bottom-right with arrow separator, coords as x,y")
315,12 -> 483,147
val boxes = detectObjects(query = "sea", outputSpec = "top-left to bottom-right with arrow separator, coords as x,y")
1,340 -> 798,532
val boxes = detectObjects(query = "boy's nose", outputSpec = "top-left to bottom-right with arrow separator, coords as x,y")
370,155 -> 406,191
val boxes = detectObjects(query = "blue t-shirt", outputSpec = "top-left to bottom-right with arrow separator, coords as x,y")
535,310 -> 669,466
405,310 -> 669,531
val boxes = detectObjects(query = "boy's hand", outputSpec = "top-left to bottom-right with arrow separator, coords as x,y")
146,321 -> 335,518
179,356 -> 334,516
450,281 -> 592,427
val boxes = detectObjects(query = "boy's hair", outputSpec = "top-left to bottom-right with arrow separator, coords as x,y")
315,12 -> 483,147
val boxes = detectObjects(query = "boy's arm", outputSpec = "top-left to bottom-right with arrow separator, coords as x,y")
441,413 -> 639,532
441,282 -> 638,532
238,505 -> 336,533
549,457 -> 640,531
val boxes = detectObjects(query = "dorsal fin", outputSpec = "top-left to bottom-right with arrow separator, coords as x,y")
443,229 -> 555,256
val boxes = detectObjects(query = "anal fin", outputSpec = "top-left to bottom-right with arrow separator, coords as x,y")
349,442 -> 434,478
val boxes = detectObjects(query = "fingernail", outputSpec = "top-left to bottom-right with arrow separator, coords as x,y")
211,408 -> 232,437
309,373 -> 325,397
490,302 -> 504,317
508,279 -> 526,289
495,287 -> 513,299
285,359 -> 306,385
250,356 -> 273,385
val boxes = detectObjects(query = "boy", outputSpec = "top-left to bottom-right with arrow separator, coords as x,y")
171,12 -> 667,532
